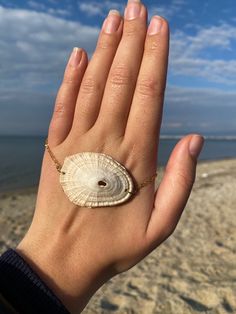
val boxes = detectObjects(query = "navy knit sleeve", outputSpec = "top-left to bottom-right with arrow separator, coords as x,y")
0,249 -> 70,314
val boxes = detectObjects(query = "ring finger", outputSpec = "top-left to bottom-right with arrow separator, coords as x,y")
71,11 -> 123,137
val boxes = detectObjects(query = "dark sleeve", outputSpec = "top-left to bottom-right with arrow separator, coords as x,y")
0,249 -> 70,314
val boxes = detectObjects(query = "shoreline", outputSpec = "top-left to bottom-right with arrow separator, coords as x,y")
0,157 -> 236,196
1,158 -> 236,313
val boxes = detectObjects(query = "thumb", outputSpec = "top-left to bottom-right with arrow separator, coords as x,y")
146,134 -> 204,247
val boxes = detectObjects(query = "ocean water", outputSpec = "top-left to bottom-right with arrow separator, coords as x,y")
0,136 -> 236,192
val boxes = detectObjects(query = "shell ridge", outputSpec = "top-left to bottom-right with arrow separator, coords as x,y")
60,152 -> 134,208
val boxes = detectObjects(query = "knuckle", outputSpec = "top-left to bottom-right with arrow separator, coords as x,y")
109,64 -> 133,87
97,36 -> 116,50
80,77 -> 102,94
53,102 -> 65,116
124,22 -> 141,37
137,78 -> 164,98
145,37 -> 161,52
175,169 -> 195,191
62,74 -> 79,86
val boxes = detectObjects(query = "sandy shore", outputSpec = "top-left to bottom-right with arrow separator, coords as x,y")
0,159 -> 236,314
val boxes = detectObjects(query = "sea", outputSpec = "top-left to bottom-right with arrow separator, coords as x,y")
0,135 -> 236,192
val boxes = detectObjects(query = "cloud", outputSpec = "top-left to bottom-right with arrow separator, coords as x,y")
0,4 -> 235,136
79,3 -> 104,16
0,5 -> 99,93
162,86 -> 236,135
0,5 -> 100,135
149,0 -> 187,19
170,23 -> 236,86
77,0 -> 187,19
27,1 -> 71,16
78,1 -> 124,17
1,85 -> 235,136
47,8 -> 71,16
28,1 -> 46,11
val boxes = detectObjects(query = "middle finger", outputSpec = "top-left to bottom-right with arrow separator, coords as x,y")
95,0 -> 147,137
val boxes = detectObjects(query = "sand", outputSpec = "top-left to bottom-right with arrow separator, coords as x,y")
0,159 -> 236,314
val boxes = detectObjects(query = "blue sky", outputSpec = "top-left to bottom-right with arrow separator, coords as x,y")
0,0 -> 236,136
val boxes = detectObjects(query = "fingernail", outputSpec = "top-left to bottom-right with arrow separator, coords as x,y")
69,47 -> 83,67
189,135 -> 204,159
148,16 -> 163,35
103,10 -> 121,34
125,1 -> 142,20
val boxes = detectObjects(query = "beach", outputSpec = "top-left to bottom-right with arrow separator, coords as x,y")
0,159 -> 236,313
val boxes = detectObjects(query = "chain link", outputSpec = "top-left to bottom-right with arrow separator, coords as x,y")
45,139 -> 65,175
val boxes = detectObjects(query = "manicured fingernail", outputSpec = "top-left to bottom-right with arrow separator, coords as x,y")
125,1 -> 142,20
189,135 -> 204,159
127,0 -> 141,3
148,16 -> 163,35
103,10 -> 121,34
69,47 -> 83,67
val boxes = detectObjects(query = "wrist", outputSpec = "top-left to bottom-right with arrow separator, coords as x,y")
16,229 -> 111,313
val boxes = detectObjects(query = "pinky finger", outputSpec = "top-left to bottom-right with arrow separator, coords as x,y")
48,48 -> 88,146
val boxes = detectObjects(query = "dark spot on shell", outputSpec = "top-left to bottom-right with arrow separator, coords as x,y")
98,180 -> 107,187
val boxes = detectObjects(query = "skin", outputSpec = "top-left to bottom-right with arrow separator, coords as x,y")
16,1 -> 204,313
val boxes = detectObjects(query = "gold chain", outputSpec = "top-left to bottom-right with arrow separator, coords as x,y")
137,174 -> 157,189
45,139 -> 157,192
45,139 -> 65,174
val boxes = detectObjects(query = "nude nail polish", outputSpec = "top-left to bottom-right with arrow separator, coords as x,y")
103,10 -> 121,34
69,47 -> 83,67
125,1 -> 142,20
189,135 -> 204,159
148,16 -> 163,35
127,0 -> 141,3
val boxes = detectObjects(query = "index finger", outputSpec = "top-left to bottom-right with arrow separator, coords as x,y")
124,16 -> 169,146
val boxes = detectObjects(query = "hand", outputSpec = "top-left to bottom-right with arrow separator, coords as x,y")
16,1 -> 204,313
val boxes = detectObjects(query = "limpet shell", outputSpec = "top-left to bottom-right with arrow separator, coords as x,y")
60,152 -> 135,208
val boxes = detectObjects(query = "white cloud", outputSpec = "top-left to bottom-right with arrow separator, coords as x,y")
79,3 -> 104,16
0,5 -> 99,92
149,0 -> 187,19
28,1 -> 46,10
78,1 -> 124,17
0,5 -> 99,135
77,0 -> 187,19
28,0 -> 71,17
47,8 -> 71,16
170,23 -> 236,86
0,4 -> 236,136
28,0 -> 47,10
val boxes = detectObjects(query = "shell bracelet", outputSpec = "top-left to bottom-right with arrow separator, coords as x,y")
45,139 -> 157,208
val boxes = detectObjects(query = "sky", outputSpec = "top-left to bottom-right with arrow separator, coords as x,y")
0,0 -> 236,136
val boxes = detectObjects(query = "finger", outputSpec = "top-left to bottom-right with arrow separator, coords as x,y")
146,135 -> 204,248
95,1 -> 147,137
125,16 -> 169,146
48,48 -> 88,146
71,11 -> 123,137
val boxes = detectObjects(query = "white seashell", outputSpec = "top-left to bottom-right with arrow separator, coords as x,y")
59,152 -> 135,208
